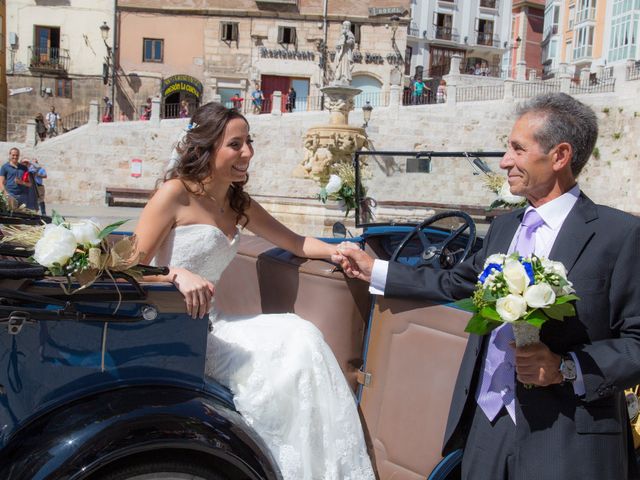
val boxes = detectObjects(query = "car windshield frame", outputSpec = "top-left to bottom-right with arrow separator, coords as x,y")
354,150 -> 506,228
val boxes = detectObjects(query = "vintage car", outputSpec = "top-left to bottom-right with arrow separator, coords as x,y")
0,151 -> 522,480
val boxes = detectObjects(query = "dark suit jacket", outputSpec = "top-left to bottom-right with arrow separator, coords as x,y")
385,193 -> 640,479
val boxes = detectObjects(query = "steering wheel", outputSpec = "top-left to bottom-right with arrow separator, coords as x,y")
390,211 -> 477,269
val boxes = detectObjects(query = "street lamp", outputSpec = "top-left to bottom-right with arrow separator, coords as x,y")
389,15 -> 404,85
362,101 -> 373,128
100,21 -> 115,118
390,15 -> 400,45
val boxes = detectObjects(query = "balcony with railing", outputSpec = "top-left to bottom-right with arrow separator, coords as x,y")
480,0 -> 498,8
476,31 -> 499,47
28,46 -> 70,73
407,26 -> 420,37
432,26 -> 459,42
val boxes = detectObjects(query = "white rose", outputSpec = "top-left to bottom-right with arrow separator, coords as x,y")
484,253 -> 506,268
33,224 -> 78,268
541,258 -> 568,280
70,219 -> 102,246
496,294 -> 528,322
498,181 -> 526,205
523,283 -> 556,308
502,258 -> 530,294
325,174 -> 343,194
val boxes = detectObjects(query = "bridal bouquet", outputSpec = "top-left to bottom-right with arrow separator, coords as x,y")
483,173 -> 527,210
1,212 -> 142,293
456,253 -> 579,346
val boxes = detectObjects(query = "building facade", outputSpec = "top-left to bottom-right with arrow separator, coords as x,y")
5,0 -> 114,141
406,0 -> 513,84
509,0 -> 545,78
542,0 -> 639,78
116,0 -> 412,118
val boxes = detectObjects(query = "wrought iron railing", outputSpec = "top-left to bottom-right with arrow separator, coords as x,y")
355,91 -> 390,108
456,84 -> 504,103
476,32 -> 499,47
433,26 -> 458,41
63,108 -> 90,131
480,0 -> 498,8
402,89 -> 436,106
513,81 -> 562,98
569,77 -> 616,95
28,46 -> 70,72
627,61 -> 640,81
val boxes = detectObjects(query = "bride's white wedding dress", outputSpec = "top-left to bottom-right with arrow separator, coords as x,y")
153,224 -> 375,480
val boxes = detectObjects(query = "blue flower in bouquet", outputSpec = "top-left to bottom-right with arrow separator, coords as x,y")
456,253 -> 579,344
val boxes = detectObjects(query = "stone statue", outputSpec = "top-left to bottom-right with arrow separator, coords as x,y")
332,21 -> 356,86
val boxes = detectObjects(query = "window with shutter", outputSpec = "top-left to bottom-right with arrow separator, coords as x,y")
277,26 -> 296,45
221,22 -> 238,42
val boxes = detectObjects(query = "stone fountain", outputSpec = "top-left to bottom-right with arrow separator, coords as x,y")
294,20 -> 369,184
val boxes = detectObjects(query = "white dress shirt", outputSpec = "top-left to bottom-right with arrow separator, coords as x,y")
369,184 -> 585,394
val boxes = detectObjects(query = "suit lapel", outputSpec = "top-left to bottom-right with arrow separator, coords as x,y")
548,193 -> 598,274
487,210 -> 522,255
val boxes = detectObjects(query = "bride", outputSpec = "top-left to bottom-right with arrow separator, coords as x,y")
134,102 -> 375,480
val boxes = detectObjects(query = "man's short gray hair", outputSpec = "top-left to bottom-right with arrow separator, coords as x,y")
516,92 -> 598,177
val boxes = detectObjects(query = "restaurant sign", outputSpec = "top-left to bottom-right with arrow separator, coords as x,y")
163,75 -> 203,99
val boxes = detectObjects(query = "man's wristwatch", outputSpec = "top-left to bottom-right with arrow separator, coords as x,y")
559,354 -> 577,383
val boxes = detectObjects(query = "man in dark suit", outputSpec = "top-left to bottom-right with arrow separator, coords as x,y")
334,92 -> 640,479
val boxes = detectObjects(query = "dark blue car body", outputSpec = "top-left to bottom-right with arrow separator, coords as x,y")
0,282 -> 280,479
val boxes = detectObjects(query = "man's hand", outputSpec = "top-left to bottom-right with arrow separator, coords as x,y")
331,243 -> 375,282
514,342 -> 563,386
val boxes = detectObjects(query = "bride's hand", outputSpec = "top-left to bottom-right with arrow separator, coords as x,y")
170,267 -> 215,319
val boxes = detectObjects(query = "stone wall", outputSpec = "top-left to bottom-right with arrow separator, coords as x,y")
7,74 -> 108,142
3,79 -> 639,235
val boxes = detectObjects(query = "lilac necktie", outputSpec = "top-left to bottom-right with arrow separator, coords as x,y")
476,209 -> 544,423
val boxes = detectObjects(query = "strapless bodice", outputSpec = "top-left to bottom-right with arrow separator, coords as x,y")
151,224 -> 239,283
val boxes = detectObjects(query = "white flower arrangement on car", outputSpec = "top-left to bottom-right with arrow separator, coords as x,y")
318,164 -> 359,216
455,253 -> 579,346
1,212 -> 142,294
483,173 -> 527,210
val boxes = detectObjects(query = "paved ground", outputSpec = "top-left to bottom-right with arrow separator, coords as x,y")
47,203 -> 143,232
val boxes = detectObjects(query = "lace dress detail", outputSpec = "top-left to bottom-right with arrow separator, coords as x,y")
153,225 -> 375,480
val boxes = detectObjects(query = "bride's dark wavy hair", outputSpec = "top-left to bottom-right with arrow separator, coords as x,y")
163,102 -> 251,226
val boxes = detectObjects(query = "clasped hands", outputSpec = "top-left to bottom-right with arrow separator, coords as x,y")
331,242 -> 375,282
331,242 -> 564,387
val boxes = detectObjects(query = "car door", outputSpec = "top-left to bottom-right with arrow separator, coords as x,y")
359,295 -> 470,479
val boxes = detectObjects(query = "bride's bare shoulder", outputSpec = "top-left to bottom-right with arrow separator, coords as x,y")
153,179 -> 191,204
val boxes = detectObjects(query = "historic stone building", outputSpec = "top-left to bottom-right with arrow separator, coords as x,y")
117,0 -> 412,116
5,0 -> 113,142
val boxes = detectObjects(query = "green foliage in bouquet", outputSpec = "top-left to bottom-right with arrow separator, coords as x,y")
455,253 -> 579,337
